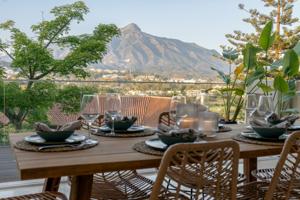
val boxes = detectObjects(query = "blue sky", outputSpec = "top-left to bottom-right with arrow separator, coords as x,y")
0,0 -> 299,52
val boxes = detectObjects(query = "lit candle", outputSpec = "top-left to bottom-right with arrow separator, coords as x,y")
179,117 -> 198,129
201,120 -> 218,137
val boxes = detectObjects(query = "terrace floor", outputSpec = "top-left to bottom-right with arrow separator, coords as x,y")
0,146 -> 18,183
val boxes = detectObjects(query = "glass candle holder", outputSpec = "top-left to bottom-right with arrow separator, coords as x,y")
179,117 -> 199,129
198,111 -> 219,137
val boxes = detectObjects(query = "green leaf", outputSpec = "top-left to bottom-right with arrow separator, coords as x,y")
259,21 -> 274,51
245,67 -> 265,86
281,80 -> 297,102
273,76 -> 289,93
218,88 -> 244,96
257,83 -> 273,93
270,59 -> 283,70
234,88 -> 244,96
222,49 -> 238,61
293,41 -> 300,56
242,43 -> 261,69
281,108 -> 299,114
282,91 -> 296,102
211,67 -> 230,84
288,79 -> 296,91
283,49 -> 299,77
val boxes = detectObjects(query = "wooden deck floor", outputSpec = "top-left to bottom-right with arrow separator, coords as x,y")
0,146 -> 19,183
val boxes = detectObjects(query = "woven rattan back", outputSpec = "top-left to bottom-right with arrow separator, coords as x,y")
121,96 -> 151,125
265,131 -> 300,199
150,141 -> 240,200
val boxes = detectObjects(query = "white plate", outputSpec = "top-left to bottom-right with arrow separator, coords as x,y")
145,138 -> 168,151
98,125 -> 145,133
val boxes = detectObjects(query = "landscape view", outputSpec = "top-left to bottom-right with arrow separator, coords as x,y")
0,0 -> 300,136
1,1 -> 300,199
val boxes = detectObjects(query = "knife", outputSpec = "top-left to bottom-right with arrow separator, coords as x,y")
38,143 -> 85,151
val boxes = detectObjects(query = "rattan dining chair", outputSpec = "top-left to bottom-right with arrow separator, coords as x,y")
237,131 -> 300,199
0,192 -> 67,200
149,141 -> 240,200
76,96 -> 155,200
158,111 -> 247,185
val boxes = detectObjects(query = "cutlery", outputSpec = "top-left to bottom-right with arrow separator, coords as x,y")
38,142 -> 85,151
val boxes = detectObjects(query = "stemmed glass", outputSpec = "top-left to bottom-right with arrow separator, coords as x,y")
169,95 -> 187,127
80,94 -> 99,144
245,94 -> 258,124
105,93 -> 121,135
196,92 -> 210,111
257,95 -> 274,114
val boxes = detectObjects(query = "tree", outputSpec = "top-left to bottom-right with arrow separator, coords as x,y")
224,0 -> 300,60
0,1 -> 120,129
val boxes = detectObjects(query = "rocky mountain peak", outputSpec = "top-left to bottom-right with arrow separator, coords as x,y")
121,23 -> 142,33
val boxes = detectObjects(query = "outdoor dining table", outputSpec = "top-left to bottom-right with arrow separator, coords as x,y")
9,124 -> 284,200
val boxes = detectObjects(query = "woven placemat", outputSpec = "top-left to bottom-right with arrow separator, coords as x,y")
14,140 -> 98,152
133,141 -> 164,156
232,134 -> 284,146
92,128 -> 155,138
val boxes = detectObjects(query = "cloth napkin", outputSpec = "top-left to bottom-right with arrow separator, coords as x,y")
157,123 -> 201,139
35,120 -> 82,132
104,113 -> 137,121
249,109 -> 299,128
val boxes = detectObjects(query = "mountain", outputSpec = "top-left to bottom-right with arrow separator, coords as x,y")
0,23 -> 229,79
98,23 -> 229,78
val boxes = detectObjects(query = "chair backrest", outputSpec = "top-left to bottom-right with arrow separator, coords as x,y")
265,131 -> 300,199
143,96 -> 171,127
120,96 -> 151,125
150,141 -> 240,200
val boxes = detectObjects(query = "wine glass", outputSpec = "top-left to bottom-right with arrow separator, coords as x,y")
257,95 -> 274,114
105,93 -> 121,135
196,92 -> 210,111
169,95 -> 186,127
80,94 -> 99,144
245,94 -> 258,124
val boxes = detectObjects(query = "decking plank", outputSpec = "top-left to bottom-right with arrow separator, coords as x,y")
0,146 -> 19,183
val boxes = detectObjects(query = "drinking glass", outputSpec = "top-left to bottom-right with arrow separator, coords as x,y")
169,95 -> 187,127
105,93 -> 121,135
198,111 -> 219,137
176,104 -> 200,129
257,95 -> 274,114
196,92 -> 210,110
245,94 -> 258,124
80,94 -> 99,144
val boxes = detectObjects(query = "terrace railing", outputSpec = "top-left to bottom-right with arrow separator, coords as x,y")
0,79 -> 225,145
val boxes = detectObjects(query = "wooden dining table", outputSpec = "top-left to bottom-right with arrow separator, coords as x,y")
9,125 -> 284,200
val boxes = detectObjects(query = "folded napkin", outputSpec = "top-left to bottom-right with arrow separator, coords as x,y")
35,120 -> 82,132
104,113 -> 137,123
250,109 -> 299,128
157,123 -> 200,139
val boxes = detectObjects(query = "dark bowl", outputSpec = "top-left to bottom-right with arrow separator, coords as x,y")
157,133 -> 197,146
105,117 -> 137,131
37,131 -> 74,142
252,126 -> 286,139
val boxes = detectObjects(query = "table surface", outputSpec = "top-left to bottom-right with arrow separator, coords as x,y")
9,125 -> 283,180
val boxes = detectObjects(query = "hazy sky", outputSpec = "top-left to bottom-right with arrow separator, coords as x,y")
0,0 -> 299,52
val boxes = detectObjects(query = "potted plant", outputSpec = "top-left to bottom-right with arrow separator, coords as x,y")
211,46 -> 254,123
212,20 -> 299,123
245,21 -> 300,117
